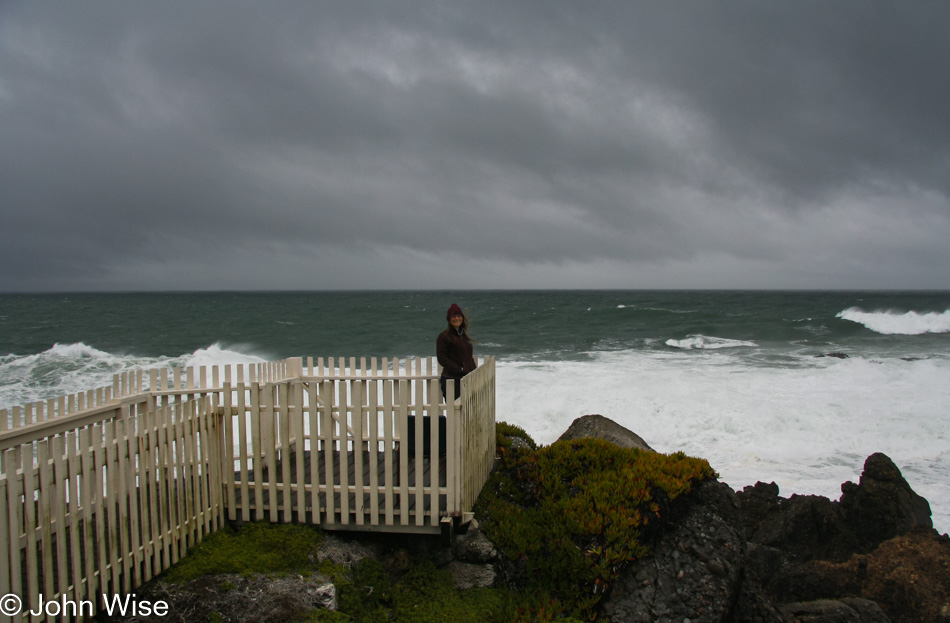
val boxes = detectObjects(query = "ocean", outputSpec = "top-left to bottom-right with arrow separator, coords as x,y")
2,290 -> 949,533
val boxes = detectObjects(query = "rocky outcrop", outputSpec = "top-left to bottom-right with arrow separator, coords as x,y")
601,479 -> 788,622
736,453 -> 933,565
839,452 -> 933,545
557,417 -> 948,622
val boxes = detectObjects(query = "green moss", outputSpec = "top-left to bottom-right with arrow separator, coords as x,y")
162,522 -> 324,583
475,437 -> 717,619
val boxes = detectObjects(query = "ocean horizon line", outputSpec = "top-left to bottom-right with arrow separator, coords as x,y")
4,287 -> 950,296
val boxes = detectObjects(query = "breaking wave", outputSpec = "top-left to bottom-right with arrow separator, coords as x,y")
0,342 -> 267,410
665,335 -> 758,350
836,308 -> 950,335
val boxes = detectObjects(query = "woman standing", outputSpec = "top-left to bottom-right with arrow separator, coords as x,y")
436,303 -> 477,400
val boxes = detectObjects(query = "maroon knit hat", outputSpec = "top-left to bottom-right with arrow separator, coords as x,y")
446,303 -> 463,320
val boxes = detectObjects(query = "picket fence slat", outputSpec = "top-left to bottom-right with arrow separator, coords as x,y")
278,383 -> 291,524
52,436 -> 69,605
293,382 -> 306,524
1,450 -> 15,602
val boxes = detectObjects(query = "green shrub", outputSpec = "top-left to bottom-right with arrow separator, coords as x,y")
162,522 -> 324,583
475,438 -> 716,618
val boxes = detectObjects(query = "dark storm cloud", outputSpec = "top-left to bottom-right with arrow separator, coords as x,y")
2,1 -> 949,291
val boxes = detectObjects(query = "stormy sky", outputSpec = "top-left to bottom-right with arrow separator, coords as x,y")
2,2 -> 949,292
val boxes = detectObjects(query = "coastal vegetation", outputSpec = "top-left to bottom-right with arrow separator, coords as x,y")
126,422 -> 716,622
475,433 -> 716,618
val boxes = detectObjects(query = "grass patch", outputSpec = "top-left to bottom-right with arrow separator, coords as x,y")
162,522 -> 324,583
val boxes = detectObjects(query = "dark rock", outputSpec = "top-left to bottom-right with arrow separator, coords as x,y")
780,599 -> 864,622
778,598 -> 891,623
839,453 -> 932,549
838,598 -> 892,623
736,453 -> 932,564
750,493 -> 859,563
782,527 -> 950,623
556,414 -> 655,452
601,480 -> 787,622
737,481 -> 783,531
736,478 -> 857,563
745,542 -> 786,585
768,555 -> 866,604
815,352 -> 850,359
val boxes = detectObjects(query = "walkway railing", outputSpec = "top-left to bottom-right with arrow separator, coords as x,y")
0,355 -> 495,622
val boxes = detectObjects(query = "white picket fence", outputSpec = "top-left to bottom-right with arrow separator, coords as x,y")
0,355 -> 496,622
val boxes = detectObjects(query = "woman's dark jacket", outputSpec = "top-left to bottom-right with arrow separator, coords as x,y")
436,328 -> 477,380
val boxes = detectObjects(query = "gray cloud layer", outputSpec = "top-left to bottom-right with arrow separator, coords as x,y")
2,1 -> 949,291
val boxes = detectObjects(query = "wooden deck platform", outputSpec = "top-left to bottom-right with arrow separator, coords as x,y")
230,448 -> 449,527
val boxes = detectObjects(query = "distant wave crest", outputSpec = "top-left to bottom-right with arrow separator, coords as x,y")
836,308 -> 950,335
665,335 -> 758,350
618,304 -> 696,314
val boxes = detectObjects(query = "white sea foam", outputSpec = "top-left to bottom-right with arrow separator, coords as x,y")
837,307 -> 950,335
0,342 -> 268,410
665,335 -> 758,350
497,351 -> 950,534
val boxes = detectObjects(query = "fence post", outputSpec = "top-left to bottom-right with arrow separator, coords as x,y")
286,357 -> 303,380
